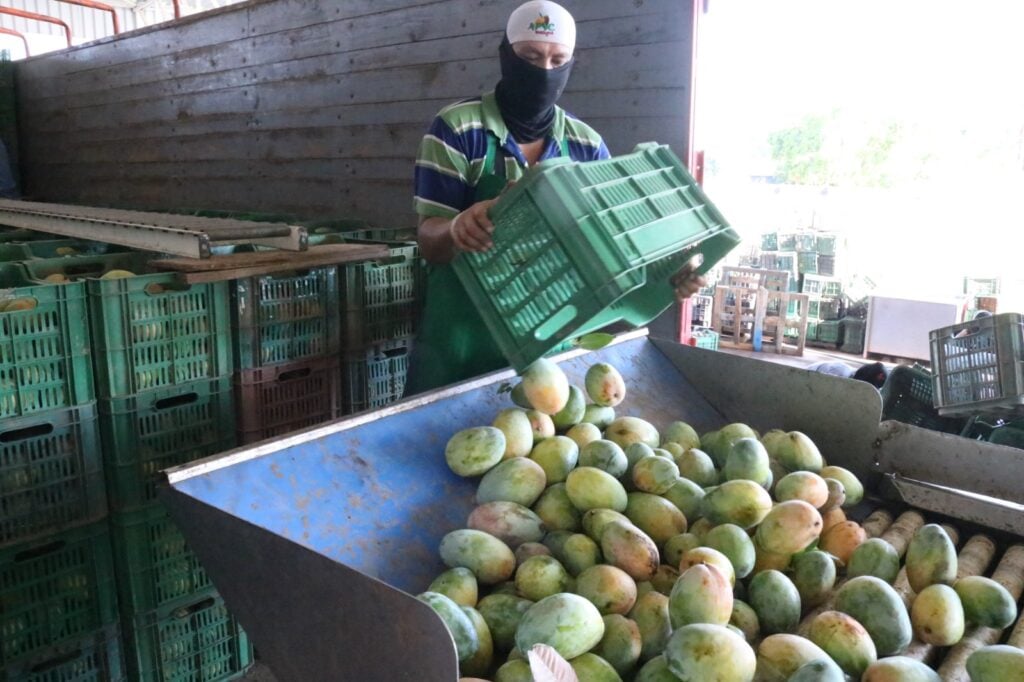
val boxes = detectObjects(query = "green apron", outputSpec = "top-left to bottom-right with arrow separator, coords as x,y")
406,133 -> 570,395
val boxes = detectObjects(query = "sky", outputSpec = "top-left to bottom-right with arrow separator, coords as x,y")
695,1 -> 1024,304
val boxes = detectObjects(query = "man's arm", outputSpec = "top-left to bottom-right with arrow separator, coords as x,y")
418,200 -> 498,264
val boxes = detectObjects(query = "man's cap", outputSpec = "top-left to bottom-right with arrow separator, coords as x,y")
507,1 -> 576,51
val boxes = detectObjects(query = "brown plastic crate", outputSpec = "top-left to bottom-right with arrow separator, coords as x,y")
234,356 -> 341,444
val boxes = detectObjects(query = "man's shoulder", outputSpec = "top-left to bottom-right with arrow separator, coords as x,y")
435,97 -> 487,134
560,110 -> 605,148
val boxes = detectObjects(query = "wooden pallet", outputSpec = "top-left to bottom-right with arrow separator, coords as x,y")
158,243 -> 390,283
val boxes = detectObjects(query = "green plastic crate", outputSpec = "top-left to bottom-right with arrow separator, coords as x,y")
234,356 -> 341,444
795,234 -> 817,251
124,592 -> 252,682
20,253 -> 233,398
988,422 -> 1024,450
22,239 -> 129,259
340,239 -> 423,350
759,232 -> 778,251
99,377 -> 236,511
807,297 -> 841,321
0,243 -> 29,262
1,625 -> 125,682
689,328 -> 719,351
840,318 -> 866,355
798,251 -> 818,274
342,338 -> 411,414
800,274 -> 842,298
111,505 -> 213,616
0,522 -> 119,667
881,364 -> 970,433
817,254 -> 835,277
778,233 -> 797,250
0,264 -> 95,419
453,143 -> 740,371
814,319 -> 842,345
816,234 -> 837,256
0,403 -> 106,546
805,320 -> 819,341
0,230 -> 40,243
232,266 -> 340,369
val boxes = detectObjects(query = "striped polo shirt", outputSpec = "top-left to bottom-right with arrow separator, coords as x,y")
414,91 -> 610,219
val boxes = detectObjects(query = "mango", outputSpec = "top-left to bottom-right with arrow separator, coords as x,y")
729,599 -> 760,643
703,523 -> 756,579
43,274 -> 67,284
760,429 -> 788,456
818,465 -> 863,506
704,423 -> 758,468
575,564 -> 637,615
754,634 -> 836,682
823,477 -> 846,510
848,537 -> 901,583
491,581 -> 520,596
820,506 -> 846,532
623,442 -> 656,484
819,520 -> 867,566
514,555 -> 572,601
477,458 -> 547,507
966,645 -> 1024,682
660,441 -> 685,458
552,385 -> 586,431
664,624 -> 756,682
663,421 -> 701,451
560,533 -> 602,577
768,457 -> 788,496
566,422 -> 602,449
520,358 -> 570,415
835,576 -> 912,655
494,659 -> 532,682
529,436 -> 579,483
905,524 -> 957,593
774,471 -> 829,508
593,614 -> 641,675
582,404 -> 616,430
633,655 -> 680,681
788,659 -> 845,682
429,567 -> 479,607
663,533 -> 701,567
954,575 -> 1018,628
661,477 -> 705,522
755,500 -> 823,555
585,362 -> 626,407
532,484 -> 581,532
579,440 -> 628,477
650,564 -> 679,596
701,479 -> 773,529
446,426 -> 506,476
526,410 -> 556,441
565,467 -> 627,512
468,501 -> 545,549
674,448 -> 719,487
515,593 -> 605,659
605,417 -> 660,450
911,583 -> 964,646
100,269 -> 136,279
541,530 -> 574,563
773,432 -> 824,473
440,529 -> 516,585
514,542 -> 551,566
569,652 -> 620,681
688,516 -> 716,541
790,550 -> 836,608
55,246 -> 79,256
625,492 -> 687,545
748,569 -> 801,635
632,455 -> 679,495
629,592 -> 671,662
807,610 -> 877,678
861,656 -> 941,681
493,409 -> 533,460
669,563 -> 733,627
600,520 -> 659,581
752,536 -> 792,575
652,447 -> 674,459
679,546 -> 736,586
418,591 -> 479,662
460,606 -> 494,676
582,509 -> 631,542
724,437 -> 771,487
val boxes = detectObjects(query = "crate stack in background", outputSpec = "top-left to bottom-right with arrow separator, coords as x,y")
0,233 -> 124,680
800,273 -> 844,346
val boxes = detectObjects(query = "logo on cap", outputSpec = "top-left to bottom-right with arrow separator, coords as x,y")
528,13 -> 555,36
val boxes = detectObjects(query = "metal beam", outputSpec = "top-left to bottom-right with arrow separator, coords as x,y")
55,0 -> 120,34
0,7 -> 72,47
0,27 -> 30,57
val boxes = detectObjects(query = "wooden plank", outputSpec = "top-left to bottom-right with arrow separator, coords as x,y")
159,243 -> 387,271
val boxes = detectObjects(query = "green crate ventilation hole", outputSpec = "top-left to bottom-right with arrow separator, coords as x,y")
256,273 -> 332,364
342,243 -> 420,347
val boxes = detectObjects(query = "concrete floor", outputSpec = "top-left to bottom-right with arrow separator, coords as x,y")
236,342 -> 876,681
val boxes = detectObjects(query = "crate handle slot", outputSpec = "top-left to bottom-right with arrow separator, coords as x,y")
172,596 -> 216,619
0,296 -> 40,313
155,392 -> 199,410
278,367 -> 313,382
14,538 -> 66,562
145,281 -> 191,295
533,305 -> 579,342
0,421 -> 55,443
60,263 -> 106,277
381,347 -> 407,360
30,646 -> 85,673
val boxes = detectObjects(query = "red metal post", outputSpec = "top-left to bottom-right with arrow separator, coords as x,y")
0,27 -> 31,57
0,7 -> 72,47
55,0 -> 120,34
172,0 -> 181,19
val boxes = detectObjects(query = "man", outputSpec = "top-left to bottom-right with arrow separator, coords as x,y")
807,360 -> 889,390
407,1 -> 703,394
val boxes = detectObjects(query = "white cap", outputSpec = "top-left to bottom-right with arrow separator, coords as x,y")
506,1 -> 576,51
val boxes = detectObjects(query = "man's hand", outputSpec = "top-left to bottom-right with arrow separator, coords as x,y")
449,199 -> 498,252
671,258 -> 707,302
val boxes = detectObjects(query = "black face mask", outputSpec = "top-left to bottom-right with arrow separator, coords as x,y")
494,37 -> 574,144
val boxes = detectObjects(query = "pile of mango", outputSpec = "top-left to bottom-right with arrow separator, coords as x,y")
424,358 -> 1023,681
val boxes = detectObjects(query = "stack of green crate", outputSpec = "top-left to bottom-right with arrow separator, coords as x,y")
801,274 -> 844,346
0,255 -> 125,679
18,251 -> 253,681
